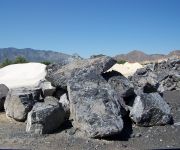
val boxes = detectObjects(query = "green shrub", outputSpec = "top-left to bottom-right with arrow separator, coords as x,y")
0,56 -> 28,68
1,58 -> 13,67
117,60 -> 127,64
14,56 -> 28,64
41,61 -> 51,65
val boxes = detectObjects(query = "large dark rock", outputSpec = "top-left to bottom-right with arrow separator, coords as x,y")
102,70 -> 135,110
102,71 -> 135,98
46,56 -> 116,89
67,68 -> 124,138
26,96 -> 65,134
0,84 -> 9,111
129,93 -> 172,126
4,87 -> 42,121
130,68 -> 159,95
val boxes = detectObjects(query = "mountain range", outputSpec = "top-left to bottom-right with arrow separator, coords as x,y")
114,50 -> 180,63
0,48 -> 180,63
0,48 -> 75,63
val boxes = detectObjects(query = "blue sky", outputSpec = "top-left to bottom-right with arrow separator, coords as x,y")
0,0 -> 180,57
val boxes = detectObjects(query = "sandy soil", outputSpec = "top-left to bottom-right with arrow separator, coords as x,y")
0,63 -> 46,89
0,90 -> 180,150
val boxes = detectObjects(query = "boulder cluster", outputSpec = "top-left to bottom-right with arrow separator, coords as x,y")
0,56 -> 179,139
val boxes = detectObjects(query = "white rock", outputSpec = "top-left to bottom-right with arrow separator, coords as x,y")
0,63 -> 46,89
59,93 -> 70,118
108,62 -> 143,77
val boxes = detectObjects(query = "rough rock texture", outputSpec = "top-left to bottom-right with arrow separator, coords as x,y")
46,56 -> 116,89
158,72 -> 180,92
130,58 -> 180,94
26,96 -> 65,134
38,80 -> 56,97
4,87 -> 42,121
102,70 -> 135,111
53,88 -> 67,99
130,68 -> 159,95
0,84 -> 9,111
103,71 -> 135,98
67,68 -> 124,138
59,93 -> 70,118
129,93 -> 172,126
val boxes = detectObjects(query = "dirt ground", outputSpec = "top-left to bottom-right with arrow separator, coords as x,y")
0,90 -> 180,150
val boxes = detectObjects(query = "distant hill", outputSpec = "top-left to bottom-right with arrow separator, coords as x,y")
168,50 -> 180,57
1,48 -> 180,64
0,48 -> 80,63
114,50 -> 180,63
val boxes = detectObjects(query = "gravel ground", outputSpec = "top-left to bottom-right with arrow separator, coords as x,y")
0,90 -> 180,150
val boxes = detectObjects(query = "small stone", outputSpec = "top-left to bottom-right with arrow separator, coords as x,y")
171,125 -> 175,129
68,128 -> 77,135
122,144 -> 127,148
130,133 -> 135,138
174,122 -> 180,126
86,140 -> 90,143
95,145 -> 99,149
135,133 -> 142,137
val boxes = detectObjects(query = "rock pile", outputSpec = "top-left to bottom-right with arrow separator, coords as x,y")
1,57 -> 179,139
130,59 -> 180,94
4,87 -> 42,121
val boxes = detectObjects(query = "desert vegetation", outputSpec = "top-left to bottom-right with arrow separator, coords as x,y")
0,56 -> 52,68
0,56 -> 28,68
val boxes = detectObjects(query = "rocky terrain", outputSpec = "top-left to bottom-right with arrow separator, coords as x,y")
0,56 -> 180,149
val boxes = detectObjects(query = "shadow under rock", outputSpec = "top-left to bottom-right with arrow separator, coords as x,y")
101,70 -> 124,81
102,115 -> 133,141
51,120 -> 73,134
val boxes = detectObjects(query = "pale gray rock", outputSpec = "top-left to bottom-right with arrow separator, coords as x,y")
26,96 -> 65,134
4,87 -> 42,121
38,80 -> 56,97
0,84 -> 9,111
129,93 -> 172,126
67,68 -> 124,138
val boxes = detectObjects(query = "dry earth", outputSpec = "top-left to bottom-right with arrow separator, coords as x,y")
0,91 -> 180,150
